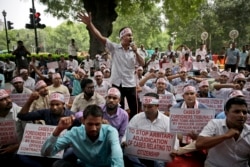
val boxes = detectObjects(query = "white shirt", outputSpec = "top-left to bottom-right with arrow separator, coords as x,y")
94,80 -> 111,97
122,111 -> 170,142
23,76 -> 35,90
200,119 -> 250,167
67,59 -> 79,72
195,48 -> 207,60
106,39 -> 139,87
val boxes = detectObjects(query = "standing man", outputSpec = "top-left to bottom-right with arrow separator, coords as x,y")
12,40 -> 31,74
68,39 -> 78,60
41,104 -> 124,167
224,42 -> 240,72
196,97 -> 250,166
78,12 -> 145,119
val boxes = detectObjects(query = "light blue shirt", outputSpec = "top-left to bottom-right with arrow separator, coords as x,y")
41,124 -> 124,167
65,71 -> 82,96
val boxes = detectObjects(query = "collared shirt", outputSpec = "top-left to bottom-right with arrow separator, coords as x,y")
94,80 -> 111,97
17,108 -> 74,125
41,124 -> 124,167
5,61 -> 16,72
199,119 -> 250,167
100,104 -> 129,141
225,48 -> 240,65
106,39 -> 139,87
29,95 -> 50,112
71,92 -> 105,112
23,76 -> 35,90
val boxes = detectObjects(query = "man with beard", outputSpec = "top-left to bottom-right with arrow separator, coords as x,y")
0,89 -> 29,166
71,78 -> 105,113
196,97 -> 250,166
11,76 -> 32,94
78,12 -> 144,120
41,104 -> 124,167
17,92 -> 76,167
100,87 -> 129,142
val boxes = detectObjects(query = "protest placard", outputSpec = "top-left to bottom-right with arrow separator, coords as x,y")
0,120 -> 18,145
158,94 -> 173,112
10,94 -> 30,107
170,108 -> 215,134
47,61 -> 59,69
17,124 -> 65,158
124,127 -> 175,162
197,98 -> 224,114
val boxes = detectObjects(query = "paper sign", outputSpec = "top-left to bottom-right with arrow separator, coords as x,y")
158,94 -> 173,112
47,61 -> 59,69
197,98 -> 224,114
17,124 -> 65,158
10,94 -> 30,107
0,120 -> 18,145
170,108 -> 215,134
124,127 -> 175,162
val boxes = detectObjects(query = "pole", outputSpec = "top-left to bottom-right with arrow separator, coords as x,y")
31,0 -> 39,54
2,10 -> 9,53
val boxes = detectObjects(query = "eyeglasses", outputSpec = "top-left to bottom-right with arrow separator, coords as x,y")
237,80 -> 246,84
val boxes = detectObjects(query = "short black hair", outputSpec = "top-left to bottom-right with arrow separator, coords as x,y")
83,104 -> 103,119
144,92 -> 159,99
81,78 -> 93,89
224,97 -> 247,112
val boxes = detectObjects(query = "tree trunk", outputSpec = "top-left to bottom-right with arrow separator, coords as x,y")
83,0 -> 117,59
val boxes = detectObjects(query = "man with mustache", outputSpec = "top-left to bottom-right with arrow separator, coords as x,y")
196,97 -> 250,166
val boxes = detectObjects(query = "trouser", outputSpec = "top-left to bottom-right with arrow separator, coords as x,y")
112,84 -> 139,120
224,64 -> 237,72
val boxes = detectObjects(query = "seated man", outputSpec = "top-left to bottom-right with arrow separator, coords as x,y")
41,104 -> 124,167
196,97 -> 250,167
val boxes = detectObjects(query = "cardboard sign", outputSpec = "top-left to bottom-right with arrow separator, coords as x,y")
10,94 -> 30,107
17,124 -> 65,158
0,120 -> 18,145
197,98 -> 224,114
124,127 -> 175,162
170,108 -> 215,134
47,61 -> 59,69
158,94 -> 173,112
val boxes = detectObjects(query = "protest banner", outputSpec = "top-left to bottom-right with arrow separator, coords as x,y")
0,120 -> 18,145
124,127 -> 175,162
17,124 -> 65,158
10,94 -> 30,107
197,98 -> 224,114
47,61 -> 59,69
170,108 -> 215,134
158,94 -> 173,112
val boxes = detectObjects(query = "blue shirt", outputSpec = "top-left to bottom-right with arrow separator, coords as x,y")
65,71 -> 82,96
41,124 -> 124,167
17,108 -> 74,125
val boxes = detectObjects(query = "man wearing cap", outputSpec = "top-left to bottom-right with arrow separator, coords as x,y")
213,73 -> 246,100
65,68 -> 86,96
21,80 -> 49,125
197,80 -> 215,98
17,92 -> 76,167
71,78 -> 105,112
167,67 -> 202,86
139,73 -> 177,115
122,92 -> 170,167
100,87 -> 129,142
11,76 -> 32,94
78,12 -> 144,120
0,89 -> 30,165
94,71 -> 111,97
103,68 -> 111,82
204,55 -> 215,72
47,73 -> 70,95
19,68 -> 35,90
196,97 -> 250,167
